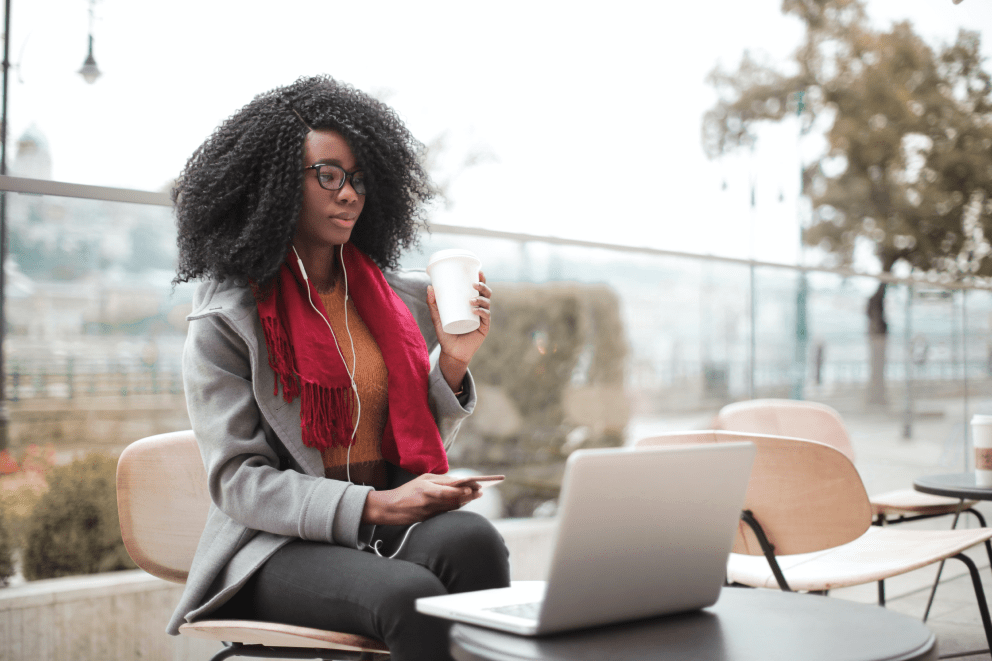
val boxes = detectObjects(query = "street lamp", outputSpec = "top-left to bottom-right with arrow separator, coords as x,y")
78,0 -> 100,84
78,35 -> 100,84
0,0 -> 12,450
0,0 -> 101,448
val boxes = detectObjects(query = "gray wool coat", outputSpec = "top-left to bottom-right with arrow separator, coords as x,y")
167,268 -> 476,635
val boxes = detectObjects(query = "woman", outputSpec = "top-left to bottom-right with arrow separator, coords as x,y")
168,75 -> 510,660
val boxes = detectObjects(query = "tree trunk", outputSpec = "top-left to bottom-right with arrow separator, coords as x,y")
866,282 -> 888,406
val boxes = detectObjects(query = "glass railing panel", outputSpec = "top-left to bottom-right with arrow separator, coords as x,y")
2,191 -> 193,452
4,186 -> 992,514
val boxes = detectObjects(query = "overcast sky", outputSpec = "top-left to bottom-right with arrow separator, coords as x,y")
6,0 -> 990,267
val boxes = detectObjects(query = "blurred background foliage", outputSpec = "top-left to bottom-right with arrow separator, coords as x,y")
0,509 -> 13,584
0,446 -> 51,583
451,283 -> 629,516
703,0 -> 992,404
5,453 -> 136,581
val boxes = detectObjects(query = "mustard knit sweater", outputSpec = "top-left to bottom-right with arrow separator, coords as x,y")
317,283 -> 389,489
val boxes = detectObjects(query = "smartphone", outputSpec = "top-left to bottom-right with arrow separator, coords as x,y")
446,474 -> 505,489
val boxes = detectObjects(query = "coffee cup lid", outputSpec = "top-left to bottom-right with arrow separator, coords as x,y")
427,249 -> 481,270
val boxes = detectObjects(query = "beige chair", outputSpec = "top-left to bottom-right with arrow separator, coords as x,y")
634,430 -> 992,651
116,431 -> 389,661
711,399 -> 983,527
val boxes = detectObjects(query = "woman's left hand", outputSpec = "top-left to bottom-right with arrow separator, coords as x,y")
428,271 -> 491,393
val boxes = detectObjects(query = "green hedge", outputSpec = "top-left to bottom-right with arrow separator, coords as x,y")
454,282 -> 629,515
0,509 -> 13,584
21,453 -> 136,581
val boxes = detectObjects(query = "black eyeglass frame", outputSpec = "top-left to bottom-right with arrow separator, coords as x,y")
303,163 -> 368,195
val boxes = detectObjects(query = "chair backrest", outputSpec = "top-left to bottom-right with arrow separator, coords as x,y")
116,430 -> 210,583
711,398 -> 856,463
634,430 -> 872,555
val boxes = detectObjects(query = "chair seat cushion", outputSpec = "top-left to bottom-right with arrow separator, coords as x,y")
870,488 -> 978,517
728,526 -> 992,592
179,619 -> 388,653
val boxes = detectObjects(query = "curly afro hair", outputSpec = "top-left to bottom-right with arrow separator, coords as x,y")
173,75 -> 434,287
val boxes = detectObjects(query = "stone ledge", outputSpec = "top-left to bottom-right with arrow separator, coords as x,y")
0,569 -> 175,611
0,517 -> 557,611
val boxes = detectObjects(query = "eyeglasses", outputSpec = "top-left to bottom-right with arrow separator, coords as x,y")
304,163 -> 368,195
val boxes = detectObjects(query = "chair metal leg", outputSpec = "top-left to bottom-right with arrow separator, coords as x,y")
740,510 -> 792,592
209,643 -> 245,661
876,516 -> 887,606
922,509 -> 963,622
209,642 -> 378,661
872,503 -> 983,527
949,553 -> 992,655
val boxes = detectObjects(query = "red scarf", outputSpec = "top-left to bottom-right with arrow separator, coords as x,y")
256,243 -> 448,475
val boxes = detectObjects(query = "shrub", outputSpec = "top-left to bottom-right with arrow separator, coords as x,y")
455,283 -> 629,515
21,453 -> 136,580
0,471 -> 47,542
0,508 -> 14,584
465,282 -> 628,448
0,473 -> 46,585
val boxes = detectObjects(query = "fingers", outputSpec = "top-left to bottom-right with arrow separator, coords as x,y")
458,491 -> 483,507
426,484 -> 477,514
422,474 -> 475,503
473,301 -> 491,318
434,482 -> 476,499
430,475 -> 483,508
474,273 -> 491,298
426,285 -> 444,329
472,290 -> 491,310
473,275 -> 492,323
370,475 -> 481,525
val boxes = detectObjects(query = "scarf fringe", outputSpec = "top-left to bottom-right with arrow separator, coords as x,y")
254,249 -> 448,474
261,316 -> 300,402
300,381 -> 356,451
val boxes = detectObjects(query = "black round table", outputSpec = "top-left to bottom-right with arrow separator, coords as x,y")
914,472 -> 992,500
449,588 -> 937,661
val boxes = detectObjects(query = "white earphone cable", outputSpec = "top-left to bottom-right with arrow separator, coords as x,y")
339,244 -> 361,444
292,245 -> 419,561
369,522 -> 422,559
291,244 -> 362,484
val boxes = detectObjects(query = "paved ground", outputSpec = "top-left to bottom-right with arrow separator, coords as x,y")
627,395 -> 992,660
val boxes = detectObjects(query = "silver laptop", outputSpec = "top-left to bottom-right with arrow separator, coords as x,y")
416,441 -> 755,636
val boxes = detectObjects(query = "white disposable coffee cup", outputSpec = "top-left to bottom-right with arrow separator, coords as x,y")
973,414 -> 992,487
426,249 -> 482,335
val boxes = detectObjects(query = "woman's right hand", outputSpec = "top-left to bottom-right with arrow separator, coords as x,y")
361,473 -> 482,526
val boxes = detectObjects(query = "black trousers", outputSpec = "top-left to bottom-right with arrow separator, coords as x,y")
212,510 -> 511,661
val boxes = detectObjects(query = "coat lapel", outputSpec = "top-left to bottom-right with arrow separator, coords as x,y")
198,284 -> 326,478
249,315 -> 326,477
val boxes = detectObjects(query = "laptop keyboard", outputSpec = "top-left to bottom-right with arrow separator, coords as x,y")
487,601 -> 542,620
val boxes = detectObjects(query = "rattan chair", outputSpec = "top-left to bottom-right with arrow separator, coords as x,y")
116,430 -> 389,661
635,430 -> 992,652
